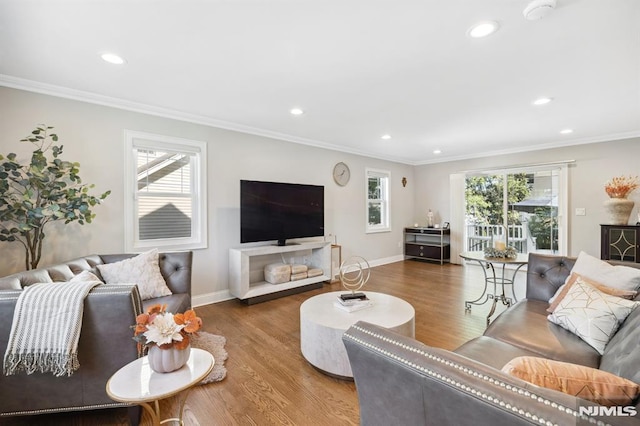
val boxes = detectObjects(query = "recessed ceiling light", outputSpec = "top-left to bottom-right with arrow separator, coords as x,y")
560,129 -> 573,134
468,21 -> 500,38
100,53 -> 125,65
532,97 -> 553,106
433,149 -> 442,154
381,134 -> 392,140
290,108 -> 304,116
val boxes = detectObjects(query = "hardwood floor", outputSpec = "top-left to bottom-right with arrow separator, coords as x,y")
0,260 -> 518,426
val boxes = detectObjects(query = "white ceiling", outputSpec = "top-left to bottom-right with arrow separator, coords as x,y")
1,0 -> 639,165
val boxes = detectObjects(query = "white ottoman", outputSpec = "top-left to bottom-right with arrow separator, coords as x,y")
300,291 -> 415,378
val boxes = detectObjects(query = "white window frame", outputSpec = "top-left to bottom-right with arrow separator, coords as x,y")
124,130 -> 207,252
458,163 -> 568,256
366,168 -> 391,233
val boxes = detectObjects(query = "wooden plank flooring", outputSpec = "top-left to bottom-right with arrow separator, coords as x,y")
0,260 -> 516,426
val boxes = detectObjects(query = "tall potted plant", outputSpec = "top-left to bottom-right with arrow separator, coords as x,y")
0,125 -> 110,270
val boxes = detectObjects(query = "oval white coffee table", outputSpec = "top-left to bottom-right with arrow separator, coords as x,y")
300,291 -> 415,379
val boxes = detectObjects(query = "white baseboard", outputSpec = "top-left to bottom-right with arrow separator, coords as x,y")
368,254 -> 405,267
192,254 -> 405,307
192,289 -> 234,307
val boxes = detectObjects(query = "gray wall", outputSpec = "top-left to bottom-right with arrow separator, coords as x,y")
413,138 -> 640,258
2,86 -> 637,302
0,87 -> 415,303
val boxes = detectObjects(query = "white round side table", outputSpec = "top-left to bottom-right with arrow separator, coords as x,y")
106,348 -> 214,425
300,291 -> 415,379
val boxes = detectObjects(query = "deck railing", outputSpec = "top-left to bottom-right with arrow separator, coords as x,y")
466,224 -> 528,253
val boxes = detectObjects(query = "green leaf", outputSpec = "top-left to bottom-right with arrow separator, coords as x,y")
1,125 -> 111,267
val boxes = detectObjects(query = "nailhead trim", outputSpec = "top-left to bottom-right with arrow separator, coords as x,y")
344,324 -> 611,426
1,402 -> 132,417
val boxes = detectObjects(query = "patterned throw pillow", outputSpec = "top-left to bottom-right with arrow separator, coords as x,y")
547,273 -> 637,313
547,277 -> 639,354
502,356 -> 640,406
97,249 -> 172,300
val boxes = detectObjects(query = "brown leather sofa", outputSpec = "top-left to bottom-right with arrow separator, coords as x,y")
0,251 -> 192,420
343,253 -> 640,425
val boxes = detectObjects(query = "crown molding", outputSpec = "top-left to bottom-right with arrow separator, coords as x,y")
413,131 -> 640,166
0,74 -> 415,165
2,74 -> 638,168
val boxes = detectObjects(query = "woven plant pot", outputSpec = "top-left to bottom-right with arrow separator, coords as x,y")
604,198 -> 635,225
148,344 -> 191,373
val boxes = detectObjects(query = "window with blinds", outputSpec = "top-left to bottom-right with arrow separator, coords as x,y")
137,150 -> 192,240
366,168 -> 390,233
124,131 -> 207,251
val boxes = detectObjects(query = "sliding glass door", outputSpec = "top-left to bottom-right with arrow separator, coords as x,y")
465,166 -> 565,255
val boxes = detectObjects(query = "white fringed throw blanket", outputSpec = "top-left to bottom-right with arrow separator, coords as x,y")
3,279 -> 100,377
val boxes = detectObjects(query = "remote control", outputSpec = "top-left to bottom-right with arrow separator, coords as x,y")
339,292 -> 366,300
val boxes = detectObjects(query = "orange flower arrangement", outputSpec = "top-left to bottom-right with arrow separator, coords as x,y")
133,304 -> 202,351
605,175 -> 639,199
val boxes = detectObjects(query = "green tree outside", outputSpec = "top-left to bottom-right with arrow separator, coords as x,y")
465,174 -> 530,225
466,173 -> 559,252
368,177 -> 381,225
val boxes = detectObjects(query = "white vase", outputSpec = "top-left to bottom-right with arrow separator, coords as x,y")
603,198 -> 635,225
147,344 -> 191,373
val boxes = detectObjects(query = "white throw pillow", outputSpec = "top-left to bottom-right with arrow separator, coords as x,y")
572,251 -> 640,292
97,249 -> 172,300
547,277 -> 638,354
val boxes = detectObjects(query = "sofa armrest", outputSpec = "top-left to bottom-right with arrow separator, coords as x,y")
343,321 -> 623,426
0,285 -> 143,415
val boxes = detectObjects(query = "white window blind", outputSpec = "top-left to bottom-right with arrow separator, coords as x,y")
137,149 -> 193,240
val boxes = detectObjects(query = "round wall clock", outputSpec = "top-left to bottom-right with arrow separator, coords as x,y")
333,162 -> 350,186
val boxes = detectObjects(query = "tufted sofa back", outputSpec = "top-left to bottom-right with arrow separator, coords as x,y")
99,252 -> 192,296
0,252 -> 192,296
525,253 -> 576,301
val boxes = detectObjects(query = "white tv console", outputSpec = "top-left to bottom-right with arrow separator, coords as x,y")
229,241 -> 332,304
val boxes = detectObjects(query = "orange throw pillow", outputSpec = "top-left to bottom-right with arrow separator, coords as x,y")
502,356 -> 640,407
547,273 -> 637,313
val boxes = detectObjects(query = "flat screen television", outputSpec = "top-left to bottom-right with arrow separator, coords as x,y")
240,180 -> 324,246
